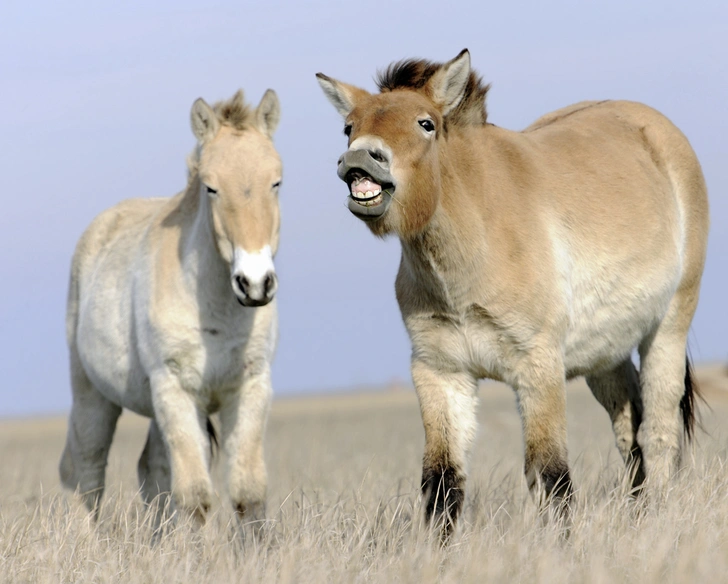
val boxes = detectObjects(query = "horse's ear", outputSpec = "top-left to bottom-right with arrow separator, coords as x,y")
426,49 -> 471,117
316,73 -> 368,118
190,98 -> 220,143
255,89 -> 281,138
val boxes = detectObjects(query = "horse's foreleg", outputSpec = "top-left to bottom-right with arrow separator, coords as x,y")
586,359 -> 645,490
412,359 -> 478,543
219,365 -> 272,533
151,372 -> 213,526
60,352 -> 121,519
513,359 -> 572,518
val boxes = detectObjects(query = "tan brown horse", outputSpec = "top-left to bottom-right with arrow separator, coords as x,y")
60,89 -> 282,528
317,49 -> 709,539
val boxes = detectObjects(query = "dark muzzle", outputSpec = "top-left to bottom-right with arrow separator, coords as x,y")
337,149 -> 396,221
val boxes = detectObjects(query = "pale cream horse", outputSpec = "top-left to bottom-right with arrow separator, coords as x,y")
317,50 -> 709,539
60,89 -> 282,527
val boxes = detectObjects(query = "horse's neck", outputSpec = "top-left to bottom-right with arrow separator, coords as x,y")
400,136 -> 496,310
401,209 -> 482,310
179,189 -> 231,302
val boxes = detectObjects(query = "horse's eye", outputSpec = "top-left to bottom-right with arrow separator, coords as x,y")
272,180 -> 281,190
206,186 -> 218,195
418,119 -> 435,133
343,124 -> 352,137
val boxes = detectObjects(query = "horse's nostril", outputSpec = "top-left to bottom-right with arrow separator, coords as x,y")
236,275 -> 250,294
369,150 -> 388,164
264,273 -> 277,297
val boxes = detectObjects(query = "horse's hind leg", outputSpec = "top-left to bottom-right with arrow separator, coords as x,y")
638,296 -> 696,492
137,419 -> 172,529
586,359 -> 645,490
137,420 -> 171,511
59,352 -> 121,517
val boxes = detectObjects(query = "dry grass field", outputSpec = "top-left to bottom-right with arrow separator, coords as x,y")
2,365 -> 728,583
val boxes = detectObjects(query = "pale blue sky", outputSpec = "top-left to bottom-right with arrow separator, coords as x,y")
0,0 -> 725,416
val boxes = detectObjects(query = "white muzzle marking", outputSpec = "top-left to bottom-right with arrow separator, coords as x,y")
231,245 -> 277,305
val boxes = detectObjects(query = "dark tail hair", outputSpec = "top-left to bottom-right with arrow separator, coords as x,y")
206,417 -> 219,460
680,356 -> 700,441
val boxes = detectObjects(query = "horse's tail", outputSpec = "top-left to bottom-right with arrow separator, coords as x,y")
206,417 -> 219,461
680,355 -> 701,441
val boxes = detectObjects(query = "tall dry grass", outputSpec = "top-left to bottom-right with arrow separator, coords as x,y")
1,367 -> 728,583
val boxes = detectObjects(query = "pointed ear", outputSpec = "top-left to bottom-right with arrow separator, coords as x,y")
316,73 -> 369,118
255,89 -> 280,138
190,98 -> 220,143
426,49 -> 471,116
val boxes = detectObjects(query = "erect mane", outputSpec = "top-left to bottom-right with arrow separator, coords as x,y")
186,90 -> 255,180
213,89 -> 254,131
376,58 -> 490,127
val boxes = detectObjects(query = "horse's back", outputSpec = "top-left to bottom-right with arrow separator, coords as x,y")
522,100 -> 708,266
67,197 -> 167,339
527,100 -> 707,208
71,197 -> 167,276
524,100 -> 608,132
586,101 -> 709,286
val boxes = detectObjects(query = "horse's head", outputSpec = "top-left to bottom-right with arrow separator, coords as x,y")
317,50 -> 486,238
190,90 -> 281,306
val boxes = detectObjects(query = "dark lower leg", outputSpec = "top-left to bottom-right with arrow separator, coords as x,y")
412,360 -> 478,543
516,377 -> 572,518
421,463 -> 465,541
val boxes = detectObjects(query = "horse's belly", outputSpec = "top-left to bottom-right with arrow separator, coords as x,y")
75,294 -> 155,417
562,275 -> 677,376
77,320 -> 247,416
77,342 -> 155,417
76,292 -> 271,417
407,268 -> 678,383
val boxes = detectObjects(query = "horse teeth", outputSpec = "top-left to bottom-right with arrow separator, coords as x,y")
351,190 -> 384,205
360,193 -> 383,207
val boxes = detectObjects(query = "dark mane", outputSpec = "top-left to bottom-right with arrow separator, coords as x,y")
213,89 -> 253,131
376,58 -> 490,127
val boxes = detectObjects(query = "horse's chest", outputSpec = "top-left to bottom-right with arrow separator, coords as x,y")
406,308 -> 505,379
164,331 -> 253,410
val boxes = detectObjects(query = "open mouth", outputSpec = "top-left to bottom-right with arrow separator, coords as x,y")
345,172 -> 395,220
349,176 -> 386,207
337,149 -> 396,221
